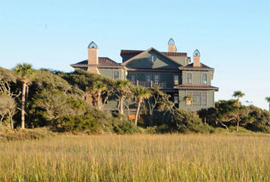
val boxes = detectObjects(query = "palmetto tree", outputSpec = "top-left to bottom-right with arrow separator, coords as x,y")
132,86 -> 151,126
13,63 -> 35,129
92,81 -> 107,110
233,91 -> 245,107
232,90 -> 245,131
183,95 -> 194,110
115,80 -> 131,115
265,96 -> 270,112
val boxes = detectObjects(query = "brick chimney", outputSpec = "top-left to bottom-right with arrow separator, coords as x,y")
87,41 -> 99,74
168,38 -> 176,53
193,49 -> 201,67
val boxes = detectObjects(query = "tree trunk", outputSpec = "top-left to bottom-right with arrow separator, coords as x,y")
119,96 -> 124,115
97,91 -> 101,110
134,99 -> 142,126
21,81 -> 26,129
236,120 -> 239,131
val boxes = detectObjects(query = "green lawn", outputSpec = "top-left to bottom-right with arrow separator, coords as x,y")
1,134 -> 269,182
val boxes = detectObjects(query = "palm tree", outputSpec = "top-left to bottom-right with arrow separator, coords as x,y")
13,63 -> 35,129
115,80 -> 131,115
233,91 -> 245,107
92,81 -> 107,110
132,86 -> 151,125
183,95 -> 194,110
266,96 -> 270,112
232,91 -> 245,131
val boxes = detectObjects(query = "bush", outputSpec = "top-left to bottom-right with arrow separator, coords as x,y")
172,109 -> 214,133
113,120 -> 141,134
60,114 -> 101,133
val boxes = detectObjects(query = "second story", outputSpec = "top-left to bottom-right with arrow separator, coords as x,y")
71,38 -> 217,92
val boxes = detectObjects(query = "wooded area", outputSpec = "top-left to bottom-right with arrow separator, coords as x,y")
1,64 -> 270,134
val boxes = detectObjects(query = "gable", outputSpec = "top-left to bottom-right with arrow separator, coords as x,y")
122,48 -> 181,69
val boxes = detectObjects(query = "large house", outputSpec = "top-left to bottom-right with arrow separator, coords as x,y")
71,38 -> 218,112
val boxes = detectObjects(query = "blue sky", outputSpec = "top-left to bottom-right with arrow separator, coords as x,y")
0,0 -> 270,110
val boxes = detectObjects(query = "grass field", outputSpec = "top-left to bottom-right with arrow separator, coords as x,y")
1,134 -> 270,182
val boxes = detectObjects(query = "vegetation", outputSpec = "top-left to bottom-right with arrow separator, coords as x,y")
0,64 -> 269,135
266,96 -> 270,112
13,63 -> 35,129
1,134 -> 269,181
131,86 -> 151,126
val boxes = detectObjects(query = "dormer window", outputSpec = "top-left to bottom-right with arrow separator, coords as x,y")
149,55 -> 156,63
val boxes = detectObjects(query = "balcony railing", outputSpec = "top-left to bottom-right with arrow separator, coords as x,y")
132,81 -> 167,89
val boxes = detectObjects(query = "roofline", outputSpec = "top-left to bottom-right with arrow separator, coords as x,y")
126,68 -> 179,72
70,64 -> 123,68
121,47 -> 183,66
174,85 -> 219,91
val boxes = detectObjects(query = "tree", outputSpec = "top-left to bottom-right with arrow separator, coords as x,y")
233,91 -> 245,107
13,63 -> 35,129
265,96 -> 270,112
34,89 -> 85,128
0,93 -> 16,129
232,91 -> 245,131
132,86 -> 151,125
92,81 -> 107,110
0,67 -> 18,97
114,80 -> 131,115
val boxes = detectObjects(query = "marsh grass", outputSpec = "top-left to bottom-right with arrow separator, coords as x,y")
0,134 -> 269,181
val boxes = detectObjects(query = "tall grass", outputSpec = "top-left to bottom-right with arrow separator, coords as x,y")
1,134 -> 269,181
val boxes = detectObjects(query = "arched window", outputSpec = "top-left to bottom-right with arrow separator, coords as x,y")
168,38 -> 175,45
193,49 -> 200,56
88,41 -> 98,48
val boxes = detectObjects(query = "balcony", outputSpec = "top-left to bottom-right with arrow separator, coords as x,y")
132,80 -> 167,89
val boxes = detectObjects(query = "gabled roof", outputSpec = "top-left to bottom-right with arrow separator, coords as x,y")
71,57 -> 121,68
174,84 -> 219,91
120,50 -> 188,57
121,47 -> 183,66
179,62 -> 214,71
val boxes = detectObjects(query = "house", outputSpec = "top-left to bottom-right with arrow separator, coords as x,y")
71,38 -> 218,112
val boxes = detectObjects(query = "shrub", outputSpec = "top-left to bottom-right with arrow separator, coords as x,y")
113,120 -> 141,134
60,114 -> 100,133
172,109 -> 214,133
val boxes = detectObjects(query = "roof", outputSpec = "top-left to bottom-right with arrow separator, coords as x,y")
120,50 -> 187,57
174,84 -> 219,91
71,57 -> 121,68
179,62 -> 214,70
121,47 -> 182,67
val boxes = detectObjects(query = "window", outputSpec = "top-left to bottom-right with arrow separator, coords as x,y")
202,73 -> 207,85
174,94 -> 179,104
174,75 -> 179,85
130,74 -> 136,85
149,55 -> 156,63
146,74 -> 151,82
186,91 -> 207,106
202,92 -> 207,106
114,71 -> 119,80
154,75 -> 159,84
193,92 -> 201,106
187,73 -> 192,84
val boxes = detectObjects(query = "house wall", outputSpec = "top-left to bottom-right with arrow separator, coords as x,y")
99,68 -> 126,80
182,70 -> 212,85
178,90 -> 215,111
127,71 -> 180,88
